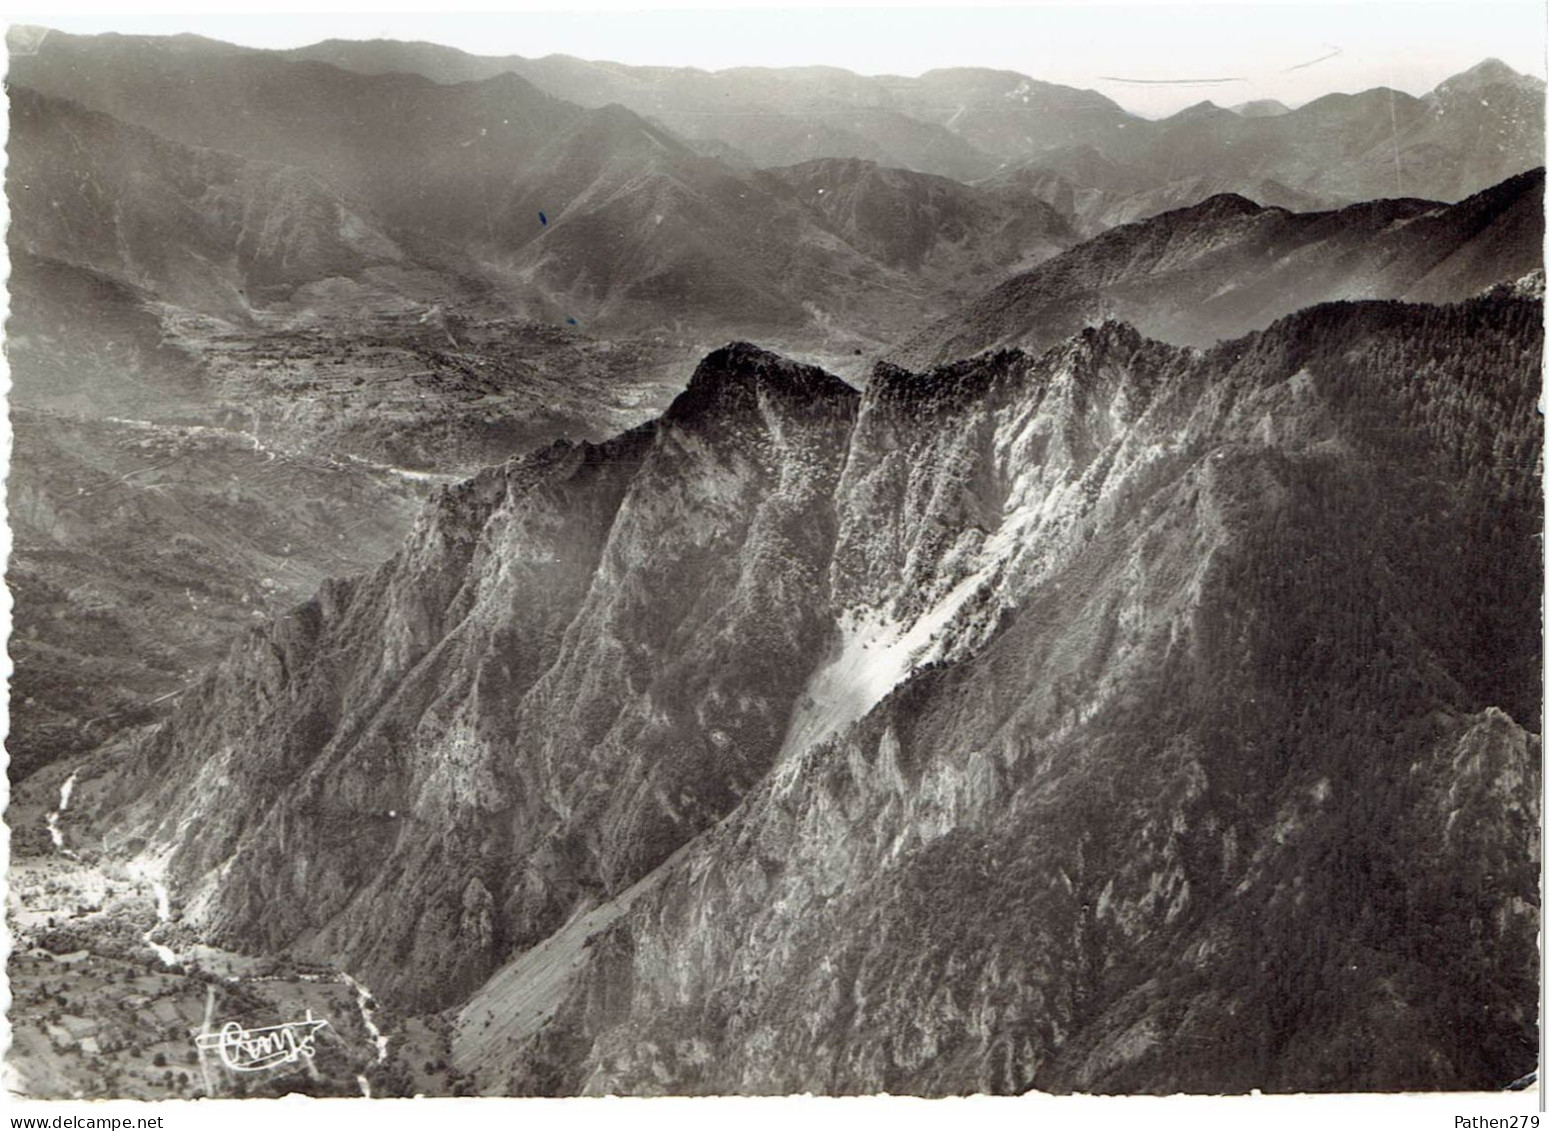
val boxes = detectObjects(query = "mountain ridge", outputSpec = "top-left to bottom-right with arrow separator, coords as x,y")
273,33 -> 1545,217
450,291 -> 1541,1095
54,291 -> 1539,1057
5,26 -> 1543,1100
8,49 -> 1081,343
892,166 -> 1545,367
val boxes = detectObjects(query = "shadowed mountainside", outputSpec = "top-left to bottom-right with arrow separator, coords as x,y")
892,167 -> 1545,368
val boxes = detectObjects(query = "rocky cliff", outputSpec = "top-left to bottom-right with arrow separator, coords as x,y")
94,294 -> 1540,1092
453,296 -> 1541,1095
107,345 -> 859,1008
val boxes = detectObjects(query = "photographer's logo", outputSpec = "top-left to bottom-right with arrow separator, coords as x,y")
194,1010 -> 329,1073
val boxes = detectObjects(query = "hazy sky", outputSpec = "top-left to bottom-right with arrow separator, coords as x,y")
14,1 -> 1547,117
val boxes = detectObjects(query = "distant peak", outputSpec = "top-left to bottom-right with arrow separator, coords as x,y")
1231,98 -> 1290,118
919,65 -> 1031,84
569,103 -> 687,154
580,101 -> 654,132
1436,57 -> 1542,95
1460,57 -> 1523,82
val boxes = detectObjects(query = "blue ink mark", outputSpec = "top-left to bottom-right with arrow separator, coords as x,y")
539,211 -> 548,226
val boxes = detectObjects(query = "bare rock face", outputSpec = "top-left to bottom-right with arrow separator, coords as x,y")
461,879 -> 496,952
454,294 -> 1540,1094
101,294 -> 1539,1092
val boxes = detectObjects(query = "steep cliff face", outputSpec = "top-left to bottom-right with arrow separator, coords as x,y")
97,296 -> 1539,1091
109,344 -> 859,1008
450,295 -> 1540,1094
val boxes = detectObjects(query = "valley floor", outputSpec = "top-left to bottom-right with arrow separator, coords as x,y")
7,779 -> 460,1100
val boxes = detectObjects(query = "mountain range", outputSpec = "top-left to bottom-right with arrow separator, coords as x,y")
10,29 -> 1544,342
893,166 -> 1545,367
8,31 -> 1079,343
5,24 -> 1543,1102
60,290 -> 1541,1094
284,40 -> 1547,222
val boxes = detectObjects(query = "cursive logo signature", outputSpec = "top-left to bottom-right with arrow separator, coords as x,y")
194,1010 -> 330,1073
